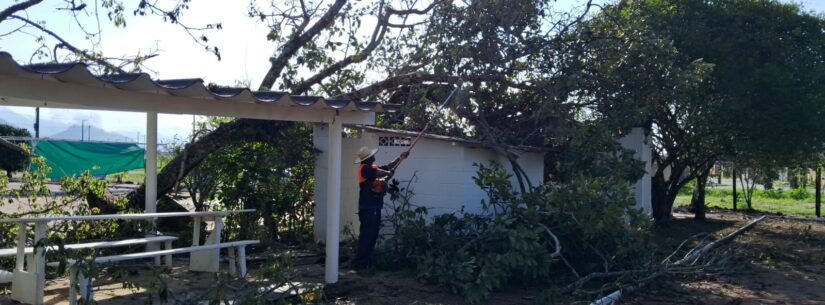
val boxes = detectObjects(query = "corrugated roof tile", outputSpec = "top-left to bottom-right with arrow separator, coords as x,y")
0,52 -> 399,113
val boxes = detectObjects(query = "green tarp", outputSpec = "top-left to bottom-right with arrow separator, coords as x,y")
32,140 -> 145,178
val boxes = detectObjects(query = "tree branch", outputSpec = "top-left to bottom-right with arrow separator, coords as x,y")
386,0 -> 450,15
258,0 -> 347,91
0,0 -> 42,23
291,1 -> 389,94
342,72 -> 533,100
10,15 -> 127,74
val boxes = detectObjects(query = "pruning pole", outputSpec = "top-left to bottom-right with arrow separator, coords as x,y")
393,84 -> 462,171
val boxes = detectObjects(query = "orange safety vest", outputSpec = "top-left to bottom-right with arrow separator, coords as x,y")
358,163 -> 387,195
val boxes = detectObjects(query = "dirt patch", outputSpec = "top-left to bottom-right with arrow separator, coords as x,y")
2,211 -> 822,305
622,211 -> 825,305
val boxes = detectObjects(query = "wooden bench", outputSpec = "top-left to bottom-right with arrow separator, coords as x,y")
0,209 -> 255,305
0,235 -> 179,258
0,235 -> 178,283
51,240 -> 259,305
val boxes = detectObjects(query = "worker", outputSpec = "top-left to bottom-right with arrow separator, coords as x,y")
351,146 -> 409,270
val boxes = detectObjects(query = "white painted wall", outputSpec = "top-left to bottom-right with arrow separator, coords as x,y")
313,126 -> 546,242
618,127 -> 653,215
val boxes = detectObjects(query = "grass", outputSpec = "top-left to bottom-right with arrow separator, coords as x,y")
675,186 -> 822,218
103,154 -> 172,185
108,169 -> 145,184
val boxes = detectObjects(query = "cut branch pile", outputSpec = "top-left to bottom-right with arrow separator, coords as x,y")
583,215 -> 767,305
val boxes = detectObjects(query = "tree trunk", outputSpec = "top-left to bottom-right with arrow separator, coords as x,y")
690,173 -> 708,220
262,200 -> 277,247
732,168 -> 738,211
814,164 -> 822,217
650,161 -> 692,225
790,171 -> 799,189
651,177 -> 674,225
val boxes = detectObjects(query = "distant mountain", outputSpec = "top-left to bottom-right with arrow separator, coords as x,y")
50,125 -> 131,142
1,107 -> 183,143
0,108 -> 72,137
0,109 -> 36,134
1,110 -> 130,142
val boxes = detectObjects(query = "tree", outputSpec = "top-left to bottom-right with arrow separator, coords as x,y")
575,0 -> 718,224
583,0 -> 825,224
0,124 -> 32,178
179,118 -> 317,246
2,0 -> 614,214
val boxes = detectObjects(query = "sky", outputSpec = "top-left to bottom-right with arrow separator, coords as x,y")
0,0 -> 823,143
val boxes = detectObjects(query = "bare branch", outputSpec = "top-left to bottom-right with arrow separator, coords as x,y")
10,15 -> 127,74
258,0 -> 348,91
0,0 -> 42,23
386,20 -> 428,28
386,0 -> 450,15
291,1 -> 389,94
342,72 -> 534,100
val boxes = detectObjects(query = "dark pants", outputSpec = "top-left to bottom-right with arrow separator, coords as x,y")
353,208 -> 381,269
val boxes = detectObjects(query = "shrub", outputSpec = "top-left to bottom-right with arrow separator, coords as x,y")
379,162 -> 653,303
787,188 -> 810,200
706,188 -> 732,197
679,180 -> 696,195
760,189 -> 784,199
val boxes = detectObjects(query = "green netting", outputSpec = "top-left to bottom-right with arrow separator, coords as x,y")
32,140 -> 145,178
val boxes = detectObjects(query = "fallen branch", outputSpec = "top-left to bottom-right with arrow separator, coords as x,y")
768,215 -> 825,224
538,223 -> 562,258
591,290 -> 621,305
587,215 -> 768,305
673,215 -> 766,265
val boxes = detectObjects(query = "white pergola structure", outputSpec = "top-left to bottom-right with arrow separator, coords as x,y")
0,51 -> 397,284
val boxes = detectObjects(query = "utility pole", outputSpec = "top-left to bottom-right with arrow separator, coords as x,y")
34,107 -> 40,138
81,120 -> 87,141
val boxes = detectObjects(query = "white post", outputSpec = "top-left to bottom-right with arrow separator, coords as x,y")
238,246 -> 247,277
325,115 -> 342,283
33,222 -> 46,304
164,240 -> 173,267
146,112 -> 159,264
192,217 -> 201,246
69,267 -> 78,305
227,247 -> 237,275
146,112 -> 158,214
15,223 -> 25,271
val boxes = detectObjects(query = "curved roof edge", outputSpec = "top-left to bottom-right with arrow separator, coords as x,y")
0,52 -> 401,114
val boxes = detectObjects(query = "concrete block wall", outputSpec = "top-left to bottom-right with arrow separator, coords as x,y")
313,126 -> 546,242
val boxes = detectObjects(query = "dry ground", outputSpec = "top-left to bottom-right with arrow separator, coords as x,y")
622,210 -> 825,305
2,210 -> 823,305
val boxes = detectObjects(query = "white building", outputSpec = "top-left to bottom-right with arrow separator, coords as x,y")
313,125 -> 652,242
618,127 -> 653,215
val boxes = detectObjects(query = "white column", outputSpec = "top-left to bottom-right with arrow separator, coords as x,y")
146,112 -> 158,214
325,115 -> 342,283
146,112 -> 159,264
33,222 -> 46,300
